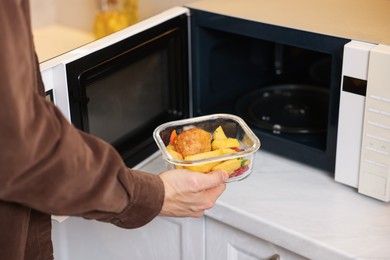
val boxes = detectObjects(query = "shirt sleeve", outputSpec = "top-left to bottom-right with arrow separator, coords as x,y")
0,1 -> 164,229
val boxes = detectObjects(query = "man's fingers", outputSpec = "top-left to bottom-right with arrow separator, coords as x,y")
192,170 -> 228,191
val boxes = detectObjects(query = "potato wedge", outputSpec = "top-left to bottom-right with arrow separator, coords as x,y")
222,148 -> 237,155
167,149 -> 184,169
183,149 -> 224,173
185,161 -> 221,173
168,149 -> 183,160
212,158 -> 250,175
213,126 -> 227,140
166,144 -> 175,151
184,148 -> 223,161
211,138 -> 240,150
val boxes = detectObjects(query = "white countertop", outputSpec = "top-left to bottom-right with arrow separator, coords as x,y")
140,150 -> 390,260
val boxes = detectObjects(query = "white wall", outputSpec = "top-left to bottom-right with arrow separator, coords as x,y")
55,0 -> 99,32
138,0 -> 197,20
30,0 -> 57,28
30,0 -> 99,31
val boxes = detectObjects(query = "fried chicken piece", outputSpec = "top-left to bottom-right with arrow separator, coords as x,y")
174,128 -> 212,157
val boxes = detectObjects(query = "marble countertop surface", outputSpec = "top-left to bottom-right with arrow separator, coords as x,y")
140,150 -> 390,260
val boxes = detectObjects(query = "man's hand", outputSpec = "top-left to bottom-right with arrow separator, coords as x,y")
159,169 -> 228,218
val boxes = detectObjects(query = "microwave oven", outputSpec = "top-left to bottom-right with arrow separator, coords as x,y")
40,2 -> 390,201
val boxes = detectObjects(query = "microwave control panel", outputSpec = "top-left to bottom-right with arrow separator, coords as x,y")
359,44 -> 390,202
335,41 -> 375,188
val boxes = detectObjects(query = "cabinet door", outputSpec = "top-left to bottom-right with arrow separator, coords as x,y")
52,216 -> 205,260
205,218 -> 306,260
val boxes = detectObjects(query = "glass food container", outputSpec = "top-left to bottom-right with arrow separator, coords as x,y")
153,114 -> 261,182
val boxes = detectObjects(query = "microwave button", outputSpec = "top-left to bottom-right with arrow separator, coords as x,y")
366,133 -> 390,143
365,145 -> 389,156
365,135 -> 390,155
366,140 -> 390,156
368,107 -> 390,118
359,172 -> 387,197
363,159 -> 388,176
367,120 -> 390,131
369,94 -> 390,104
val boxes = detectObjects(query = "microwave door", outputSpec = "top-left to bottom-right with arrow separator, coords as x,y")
40,7 -> 191,167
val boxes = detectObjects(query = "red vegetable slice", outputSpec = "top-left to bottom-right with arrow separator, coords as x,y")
230,165 -> 249,178
169,130 -> 177,145
231,147 -> 244,152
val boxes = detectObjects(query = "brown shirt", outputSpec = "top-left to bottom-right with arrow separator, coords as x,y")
0,1 -> 164,259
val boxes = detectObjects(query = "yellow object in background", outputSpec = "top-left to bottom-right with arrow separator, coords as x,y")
93,11 -> 129,39
123,0 -> 139,25
94,0 -> 139,39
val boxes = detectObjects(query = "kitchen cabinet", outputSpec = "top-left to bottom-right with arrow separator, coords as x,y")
52,215 -> 205,260
205,217 -> 306,260
52,212 -> 307,260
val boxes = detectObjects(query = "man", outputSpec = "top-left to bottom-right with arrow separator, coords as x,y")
0,1 -> 228,259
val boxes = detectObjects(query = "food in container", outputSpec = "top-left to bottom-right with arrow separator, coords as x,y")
153,114 -> 261,182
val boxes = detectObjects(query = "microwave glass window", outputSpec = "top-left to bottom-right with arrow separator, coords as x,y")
66,14 -> 188,166
86,52 -> 167,144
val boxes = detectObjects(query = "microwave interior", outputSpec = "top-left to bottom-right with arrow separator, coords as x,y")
189,10 -> 349,171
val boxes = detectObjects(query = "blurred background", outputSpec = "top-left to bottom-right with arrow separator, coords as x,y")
31,0 -> 195,61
